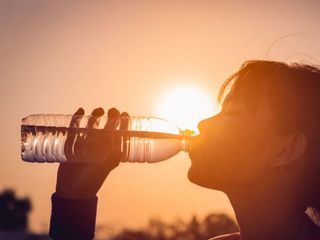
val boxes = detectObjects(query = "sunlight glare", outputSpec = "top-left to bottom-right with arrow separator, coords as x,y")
157,86 -> 218,134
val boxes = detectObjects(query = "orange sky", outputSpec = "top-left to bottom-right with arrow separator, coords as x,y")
1,0 -> 320,237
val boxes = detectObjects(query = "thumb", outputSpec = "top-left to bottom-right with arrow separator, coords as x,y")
106,150 -> 122,170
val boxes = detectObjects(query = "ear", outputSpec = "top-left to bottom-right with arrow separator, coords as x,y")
270,133 -> 308,168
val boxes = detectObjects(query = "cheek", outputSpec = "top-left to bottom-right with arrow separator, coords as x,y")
189,132 -> 245,185
213,126 -> 270,179
232,130 -> 274,180
189,117 -> 274,187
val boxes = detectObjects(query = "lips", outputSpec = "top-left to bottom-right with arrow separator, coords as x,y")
188,135 -> 203,158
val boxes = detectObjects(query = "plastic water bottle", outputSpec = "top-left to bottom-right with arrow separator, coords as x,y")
21,114 -> 194,163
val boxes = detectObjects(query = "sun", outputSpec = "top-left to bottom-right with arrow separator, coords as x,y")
156,85 -> 219,134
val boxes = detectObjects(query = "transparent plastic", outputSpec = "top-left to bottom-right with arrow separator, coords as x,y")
21,114 -> 193,163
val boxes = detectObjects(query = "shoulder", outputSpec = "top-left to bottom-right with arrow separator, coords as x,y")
209,232 -> 241,240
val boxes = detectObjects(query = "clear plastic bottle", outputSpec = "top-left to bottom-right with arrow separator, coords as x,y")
21,114 -> 194,163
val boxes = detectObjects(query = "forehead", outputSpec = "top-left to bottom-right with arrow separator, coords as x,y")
219,61 -> 290,110
222,75 -> 271,110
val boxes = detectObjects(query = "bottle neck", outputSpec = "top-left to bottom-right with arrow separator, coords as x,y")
181,138 -> 190,152
180,129 -> 195,152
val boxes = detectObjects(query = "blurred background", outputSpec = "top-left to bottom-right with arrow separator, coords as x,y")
1,0 -> 320,239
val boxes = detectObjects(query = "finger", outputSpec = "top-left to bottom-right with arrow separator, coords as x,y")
77,108 -> 105,162
103,108 -> 121,162
65,108 -> 84,162
87,107 -> 105,129
107,150 -> 122,169
119,112 -> 130,162
69,108 -> 85,128
120,112 -> 130,129
104,108 -> 120,130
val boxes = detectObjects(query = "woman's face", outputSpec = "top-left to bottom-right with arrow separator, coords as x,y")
188,91 -> 283,191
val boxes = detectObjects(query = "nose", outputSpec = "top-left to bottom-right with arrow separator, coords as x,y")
191,116 -> 215,154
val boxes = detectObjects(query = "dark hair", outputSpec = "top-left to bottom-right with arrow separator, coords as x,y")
218,60 -> 320,223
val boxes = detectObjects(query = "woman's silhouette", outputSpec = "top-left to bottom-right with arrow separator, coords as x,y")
50,60 -> 320,240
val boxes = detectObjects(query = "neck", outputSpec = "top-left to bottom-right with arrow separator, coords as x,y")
226,179 -> 320,240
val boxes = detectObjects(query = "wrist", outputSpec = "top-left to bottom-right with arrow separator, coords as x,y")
50,193 -> 98,239
55,188 -> 97,199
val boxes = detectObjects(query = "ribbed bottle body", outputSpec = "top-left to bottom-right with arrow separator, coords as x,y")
21,114 -> 191,163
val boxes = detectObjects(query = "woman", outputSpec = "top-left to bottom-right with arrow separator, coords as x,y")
49,60 -> 320,240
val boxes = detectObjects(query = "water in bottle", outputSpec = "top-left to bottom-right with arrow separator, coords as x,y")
21,114 -> 194,163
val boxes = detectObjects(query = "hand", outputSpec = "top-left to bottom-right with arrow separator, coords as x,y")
55,107 -> 129,198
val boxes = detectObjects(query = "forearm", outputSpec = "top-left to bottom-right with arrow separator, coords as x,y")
49,193 -> 98,240
49,108 -> 123,239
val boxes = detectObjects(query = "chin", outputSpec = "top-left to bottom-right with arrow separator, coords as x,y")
188,166 -> 215,189
187,165 -> 229,191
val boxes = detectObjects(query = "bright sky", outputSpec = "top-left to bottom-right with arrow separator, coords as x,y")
1,0 -> 320,237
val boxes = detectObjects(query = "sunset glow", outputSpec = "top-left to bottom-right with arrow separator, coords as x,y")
157,86 -> 218,134
3,1 -> 320,237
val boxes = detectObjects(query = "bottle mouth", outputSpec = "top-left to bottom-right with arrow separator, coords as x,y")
180,129 -> 196,152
